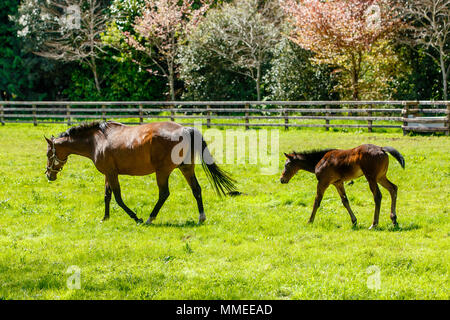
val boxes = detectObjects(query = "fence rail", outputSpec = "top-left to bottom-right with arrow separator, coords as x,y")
0,101 -> 449,135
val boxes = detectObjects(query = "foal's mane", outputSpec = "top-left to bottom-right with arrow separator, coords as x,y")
292,149 -> 335,166
58,121 -> 120,138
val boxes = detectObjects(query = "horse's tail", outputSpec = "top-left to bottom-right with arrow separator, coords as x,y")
187,127 -> 238,197
382,146 -> 405,169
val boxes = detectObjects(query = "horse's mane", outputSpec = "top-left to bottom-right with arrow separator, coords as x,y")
292,149 -> 335,166
58,121 -> 121,138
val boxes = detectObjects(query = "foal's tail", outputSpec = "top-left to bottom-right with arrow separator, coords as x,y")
187,127 -> 238,197
382,146 -> 405,169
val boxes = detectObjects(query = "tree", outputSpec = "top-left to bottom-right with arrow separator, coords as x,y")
178,35 -> 256,101
186,0 -> 283,101
281,0 -> 400,100
263,38 -> 339,101
400,0 -> 450,100
1,0 -> 74,101
15,0 -> 108,93
124,0 -> 209,100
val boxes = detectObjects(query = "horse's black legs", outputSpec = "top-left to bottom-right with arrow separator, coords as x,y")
366,176 -> 382,229
145,171 -> 170,225
107,174 -> 143,224
179,164 -> 205,224
334,182 -> 357,225
378,176 -> 398,226
309,181 -> 329,223
103,178 -> 112,221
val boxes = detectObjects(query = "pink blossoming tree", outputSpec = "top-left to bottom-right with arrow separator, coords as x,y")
281,0 -> 401,100
124,0 -> 209,100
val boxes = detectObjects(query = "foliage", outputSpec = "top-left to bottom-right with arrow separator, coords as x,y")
63,58 -> 166,101
282,0 -> 401,100
263,39 -> 339,101
0,0 -> 74,100
398,0 -> 450,100
14,0 -> 109,93
182,0 -> 283,101
123,0 -> 210,100
1,0 -> 449,101
391,45 -> 444,100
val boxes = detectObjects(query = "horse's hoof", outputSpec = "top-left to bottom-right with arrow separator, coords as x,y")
198,214 -> 206,224
101,217 -> 109,222
145,217 -> 155,225
369,224 -> 378,230
136,218 -> 143,224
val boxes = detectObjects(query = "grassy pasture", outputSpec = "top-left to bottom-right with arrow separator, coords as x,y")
0,123 -> 448,299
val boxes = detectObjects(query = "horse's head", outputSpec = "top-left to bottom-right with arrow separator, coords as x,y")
280,153 -> 301,184
45,136 -> 67,181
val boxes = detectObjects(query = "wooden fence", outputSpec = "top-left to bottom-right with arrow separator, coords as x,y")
0,101 -> 449,135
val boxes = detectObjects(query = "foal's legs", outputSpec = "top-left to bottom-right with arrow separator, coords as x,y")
107,174 -> 143,224
308,181 -> 330,223
103,178 -> 112,221
334,182 -> 357,225
145,170 -> 170,225
179,164 -> 205,224
365,175 -> 382,230
378,175 -> 398,226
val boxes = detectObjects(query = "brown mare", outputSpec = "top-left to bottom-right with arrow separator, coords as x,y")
45,121 -> 236,225
280,144 -> 405,229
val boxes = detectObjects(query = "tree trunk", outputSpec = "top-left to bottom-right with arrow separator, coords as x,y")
91,57 -> 101,93
168,60 -> 175,101
256,64 -> 261,101
439,51 -> 448,100
350,52 -> 361,101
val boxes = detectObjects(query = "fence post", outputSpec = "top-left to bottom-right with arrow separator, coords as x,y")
402,101 -> 409,136
245,103 -> 249,130
368,104 -> 373,133
0,104 -> 4,125
66,104 -> 72,126
102,105 -> 106,121
139,104 -> 143,125
402,101 -> 418,135
446,102 -> 450,136
206,105 -> 211,129
283,108 -> 289,130
325,105 -> 330,131
32,104 -> 37,126
170,105 -> 175,122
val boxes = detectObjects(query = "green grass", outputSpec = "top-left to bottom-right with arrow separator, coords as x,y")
0,123 -> 449,299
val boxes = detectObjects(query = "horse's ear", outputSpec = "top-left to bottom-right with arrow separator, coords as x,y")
44,136 -> 52,145
284,152 -> 293,159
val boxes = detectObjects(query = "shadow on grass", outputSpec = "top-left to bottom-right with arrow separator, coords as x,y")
350,222 -> 421,232
142,220 -> 200,228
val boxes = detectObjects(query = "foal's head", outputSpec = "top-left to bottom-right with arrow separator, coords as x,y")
45,136 -> 67,181
280,153 -> 302,184
280,149 -> 335,183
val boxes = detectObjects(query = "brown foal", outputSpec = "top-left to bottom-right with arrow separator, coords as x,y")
280,144 -> 405,229
45,121 -> 236,225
